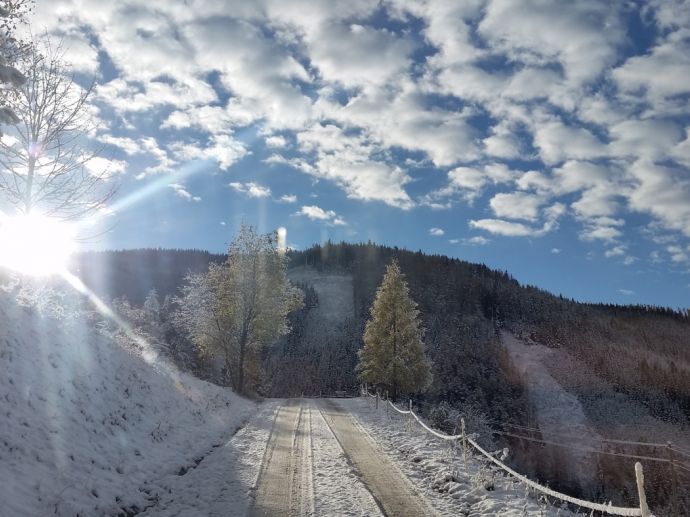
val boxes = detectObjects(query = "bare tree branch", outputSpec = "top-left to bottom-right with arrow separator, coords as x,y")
0,37 -> 117,221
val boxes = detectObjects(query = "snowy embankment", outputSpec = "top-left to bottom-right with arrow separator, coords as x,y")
341,397 -> 576,516
0,286 -> 256,516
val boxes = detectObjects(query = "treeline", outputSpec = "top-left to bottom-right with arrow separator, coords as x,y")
289,241 -> 690,421
70,249 -> 224,305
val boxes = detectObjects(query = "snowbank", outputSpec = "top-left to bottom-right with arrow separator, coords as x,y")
0,285 -> 255,516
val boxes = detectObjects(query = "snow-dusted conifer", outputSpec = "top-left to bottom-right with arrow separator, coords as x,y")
357,260 -> 431,398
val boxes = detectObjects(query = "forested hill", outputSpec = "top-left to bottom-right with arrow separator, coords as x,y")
287,241 -> 690,423
70,249 -> 224,305
70,244 -> 690,422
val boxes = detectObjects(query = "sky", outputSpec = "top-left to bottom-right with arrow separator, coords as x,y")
22,0 -> 690,308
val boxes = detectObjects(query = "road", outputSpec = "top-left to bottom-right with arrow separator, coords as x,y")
250,398 -> 435,517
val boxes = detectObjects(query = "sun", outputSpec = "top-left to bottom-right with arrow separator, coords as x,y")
0,214 -> 76,276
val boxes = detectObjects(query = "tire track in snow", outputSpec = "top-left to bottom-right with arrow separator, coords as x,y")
250,400 -> 314,517
317,399 -> 436,517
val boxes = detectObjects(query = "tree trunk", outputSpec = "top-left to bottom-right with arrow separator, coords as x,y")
237,325 -> 249,394
392,312 -> 397,400
24,154 -> 36,214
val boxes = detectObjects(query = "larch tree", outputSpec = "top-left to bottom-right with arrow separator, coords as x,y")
358,260 -> 431,399
175,224 -> 304,394
0,39 -> 116,220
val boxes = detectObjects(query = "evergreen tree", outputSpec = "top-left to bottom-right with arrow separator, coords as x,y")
357,260 -> 431,398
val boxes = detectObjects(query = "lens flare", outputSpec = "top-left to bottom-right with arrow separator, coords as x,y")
0,214 -> 75,276
277,226 -> 287,252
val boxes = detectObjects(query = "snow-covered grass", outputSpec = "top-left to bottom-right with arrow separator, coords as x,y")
141,401 -> 280,516
0,285 -> 256,516
341,397 -> 577,516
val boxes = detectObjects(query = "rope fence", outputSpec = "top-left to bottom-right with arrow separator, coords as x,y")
361,386 -> 652,516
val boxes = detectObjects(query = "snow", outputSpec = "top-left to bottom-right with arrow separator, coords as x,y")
500,331 -> 602,484
308,400 -> 382,516
0,285 -> 256,516
288,267 -> 354,338
141,401 -> 280,516
340,397 -> 578,516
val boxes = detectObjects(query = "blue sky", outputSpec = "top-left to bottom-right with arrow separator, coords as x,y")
27,0 -> 690,308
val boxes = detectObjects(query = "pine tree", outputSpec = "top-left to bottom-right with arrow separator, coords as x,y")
357,260 -> 431,398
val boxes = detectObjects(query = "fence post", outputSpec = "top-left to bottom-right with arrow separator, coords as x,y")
376,390 -> 379,410
668,442 -> 679,517
635,462 -> 651,517
385,390 -> 389,419
461,417 -> 468,474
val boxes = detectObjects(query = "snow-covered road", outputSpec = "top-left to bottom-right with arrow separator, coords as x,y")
250,398 -> 432,516
143,397 -> 578,516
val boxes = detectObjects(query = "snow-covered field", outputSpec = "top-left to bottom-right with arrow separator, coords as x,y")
0,285 -> 256,516
341,397 -> 577,516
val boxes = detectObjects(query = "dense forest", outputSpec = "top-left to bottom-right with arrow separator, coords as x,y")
71,242 -> 690,512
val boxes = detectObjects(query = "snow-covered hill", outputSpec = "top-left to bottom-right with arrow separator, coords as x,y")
0,282 -> 255,516
288,266 -> 354,339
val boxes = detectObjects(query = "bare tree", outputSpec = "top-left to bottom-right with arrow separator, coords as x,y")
0,39 -> 116,221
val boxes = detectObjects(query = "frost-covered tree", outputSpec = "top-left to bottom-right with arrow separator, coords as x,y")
143,288 -> 161,322
175,225 -> 303,394
357,260 -> 431,398
0,39 -> 116,220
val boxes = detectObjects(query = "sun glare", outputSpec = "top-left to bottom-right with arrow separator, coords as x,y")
0,214 -> 76,276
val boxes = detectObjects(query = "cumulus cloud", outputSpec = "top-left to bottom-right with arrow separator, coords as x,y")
169,183 -> 201,202
229,182 -> 272,198
429,227 -> 444,236
27,0 -> 690,259
294,205 -> 346,226
470,202 -> 565,237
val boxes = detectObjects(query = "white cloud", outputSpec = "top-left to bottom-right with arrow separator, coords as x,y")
489,192 -> 543,221
84,156 -> 127,178
470,202 -> 564,237
478,0 -> 625,85
169,183 -> 201,202
279,194 -> 297,203
604,246 -> 626,258
229,182 -> 272,198
26,0 -> 690,255
170,135 -> 248,171
265,135 -> 288,148
465,236 -> 490,246
579,225 -> 622,242
469,219 -> 540,237
618,289 -> 635,296
613,38 -> 690,100
294,205 -> 346,226
98,135 -> 142,156
628,161 -> 690,238
551,248 -> 561,254
429,227 -> 444,236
